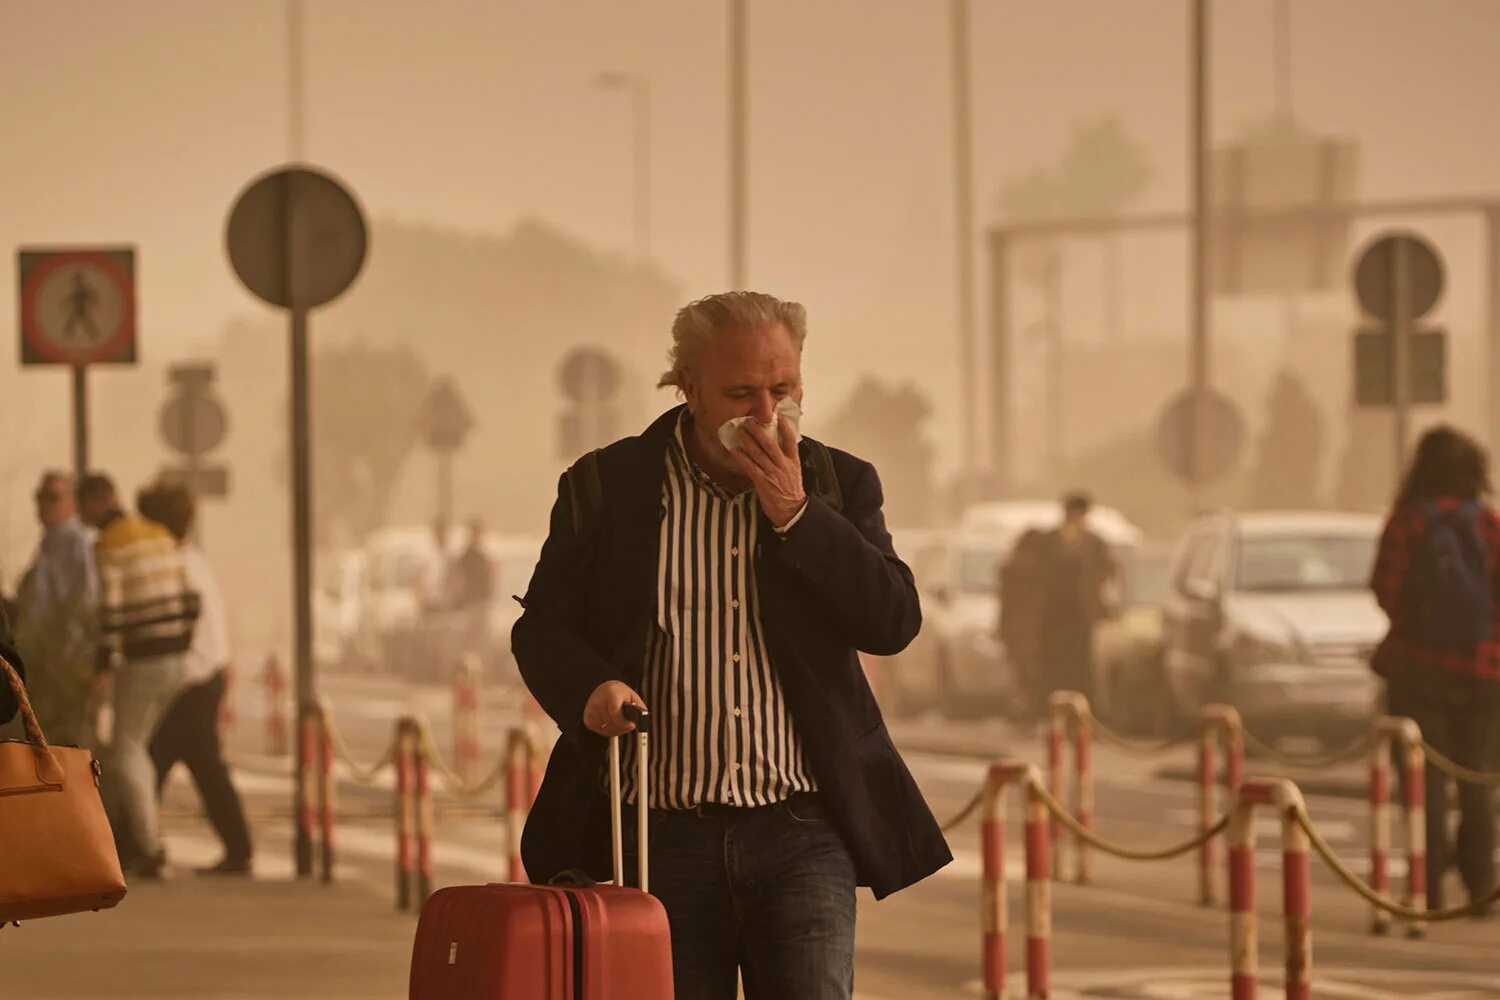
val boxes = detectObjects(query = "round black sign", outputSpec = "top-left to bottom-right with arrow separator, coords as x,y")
1156,388 -> 1246,483
1354,232 -> 1444,323
226,166 -> 368,311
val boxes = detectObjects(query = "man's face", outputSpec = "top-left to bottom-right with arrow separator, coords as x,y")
34,477 -> 75,530
78,492 -> 113,529
680,322 -> 803,468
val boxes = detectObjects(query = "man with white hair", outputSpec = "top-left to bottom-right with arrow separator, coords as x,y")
514,291 -> 949,999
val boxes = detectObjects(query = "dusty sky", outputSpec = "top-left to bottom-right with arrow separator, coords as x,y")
2,0 -> 1498,547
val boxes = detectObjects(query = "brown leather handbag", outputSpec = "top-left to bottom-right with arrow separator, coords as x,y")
0,654 -> 127,922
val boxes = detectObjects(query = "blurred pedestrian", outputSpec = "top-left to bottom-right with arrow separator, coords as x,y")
454,516 -> 495,657
999,527 -> 1048,721
1372,425 -> 1500,914
513,291 -> 948,999
79,473 -> 199,879
139,480 -> 253,877
12,471 -> 99,746
1037,492 -> 1119,703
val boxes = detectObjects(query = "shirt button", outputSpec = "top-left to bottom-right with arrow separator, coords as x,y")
731,547 -> 740,557
732,653 -> 740,663
731,599 -> 740,609
733,707 -> 742,717
732,762 -> 741,770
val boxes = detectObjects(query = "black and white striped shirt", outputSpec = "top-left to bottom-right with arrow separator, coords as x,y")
624,413 -> 817,809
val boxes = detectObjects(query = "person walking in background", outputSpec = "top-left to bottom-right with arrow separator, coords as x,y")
454,516 -> 496,659
1371,425 -> 1500,915
999,527 -> 1048,721
139,480 -> 253,877
1037,492 -> 1119,704
13,471 -> 98,746
79,473 -> 199,879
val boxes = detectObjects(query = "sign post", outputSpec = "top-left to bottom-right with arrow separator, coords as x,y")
226,166 -> 367,879
17,247 -> 138,479
1352,232 -> 1446,472
419,377 -> 475,535
158,363 -> 231,536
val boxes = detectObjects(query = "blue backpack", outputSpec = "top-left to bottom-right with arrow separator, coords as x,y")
1413,501 -> 1494,651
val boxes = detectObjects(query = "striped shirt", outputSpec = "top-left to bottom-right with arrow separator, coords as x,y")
96,511 -> 199,663
623,414 -> 817,809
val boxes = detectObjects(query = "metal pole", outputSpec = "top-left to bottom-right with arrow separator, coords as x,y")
950,0 -> 978,477
291,305 -> 314,877
287,0 -> 305,160
728,0 -> 747,288
635,79 -> 651,263
1046,254 -> 1065,481
1393,239 -> 1411,469
71,365 -> 88,480
990,231 -> 1012,496
1189,0 -> 1211,493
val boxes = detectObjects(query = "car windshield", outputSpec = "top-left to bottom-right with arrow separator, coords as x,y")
1235,534 -> 1377,592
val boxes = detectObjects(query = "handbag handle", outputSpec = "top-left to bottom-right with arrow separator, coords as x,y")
1,653 -> 64,783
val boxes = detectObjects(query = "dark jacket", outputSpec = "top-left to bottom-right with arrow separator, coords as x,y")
1,600 -> 26,725
512,406 -> 951,900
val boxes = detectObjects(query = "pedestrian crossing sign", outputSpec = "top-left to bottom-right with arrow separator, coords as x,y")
18,247 -> 137,366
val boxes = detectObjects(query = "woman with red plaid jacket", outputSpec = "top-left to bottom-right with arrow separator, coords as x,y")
1371,425 -> 1500,913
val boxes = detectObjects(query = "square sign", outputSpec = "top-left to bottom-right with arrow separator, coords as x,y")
18,247 -> 137,366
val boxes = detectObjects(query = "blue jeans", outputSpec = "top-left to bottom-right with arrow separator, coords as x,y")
625,793 -> 857,1000
102,654 -> 189,862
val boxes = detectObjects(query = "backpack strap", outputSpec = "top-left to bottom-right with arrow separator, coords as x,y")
801,439 -> 843,514
565,449 -> 605,540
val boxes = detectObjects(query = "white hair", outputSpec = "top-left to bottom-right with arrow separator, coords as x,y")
658,291 -> 808,390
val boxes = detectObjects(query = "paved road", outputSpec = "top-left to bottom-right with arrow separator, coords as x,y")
9,669 -> 1496,998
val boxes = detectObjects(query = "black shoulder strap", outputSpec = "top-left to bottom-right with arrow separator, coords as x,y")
802,439 -> 843,514
566,449 -> 605,540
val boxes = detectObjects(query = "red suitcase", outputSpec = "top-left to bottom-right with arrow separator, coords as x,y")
409,707 -> 673,999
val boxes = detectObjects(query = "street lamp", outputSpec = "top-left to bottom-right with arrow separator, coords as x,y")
594,71 -> 652,264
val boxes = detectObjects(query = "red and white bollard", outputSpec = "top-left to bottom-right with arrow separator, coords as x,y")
981,761 -> 1050,1000
453,655 -> 482,785
415,729 -> 434,906
265,654 -> 288,757
505,727 -> 532,883
1200,704 -> 1245,906
1047,690 -> 1093,884
1228,777 -> 1311,1000
1370,716 -> 1426,938
395,719 -> 416,912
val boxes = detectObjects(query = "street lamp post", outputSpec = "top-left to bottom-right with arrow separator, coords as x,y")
595,72 -> 652,263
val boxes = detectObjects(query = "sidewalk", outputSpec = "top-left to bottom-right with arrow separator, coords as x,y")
5,864 -> 414,1000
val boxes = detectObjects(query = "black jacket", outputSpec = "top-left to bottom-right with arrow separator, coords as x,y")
1,600 -> 26,725
512,406 -> 951,900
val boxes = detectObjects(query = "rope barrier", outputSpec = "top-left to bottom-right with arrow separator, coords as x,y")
409,717 -> 512,799
1240,727 -> 1374,769
1295,805 -> 1500,922
1420,739 -> 1500,786
939,787 -> 985,833
1028,775 -> 1231,862
1088,717 -> 1197,756
319,705 -> 398,786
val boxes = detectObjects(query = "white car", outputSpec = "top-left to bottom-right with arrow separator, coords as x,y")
1161,510 -> 1386,740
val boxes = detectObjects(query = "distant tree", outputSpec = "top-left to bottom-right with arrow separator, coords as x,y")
823,377 -> 936,528
1248,370 -> 1325,510
311,340 -> 432,542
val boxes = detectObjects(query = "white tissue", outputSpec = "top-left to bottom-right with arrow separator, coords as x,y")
717,397 -> 803,452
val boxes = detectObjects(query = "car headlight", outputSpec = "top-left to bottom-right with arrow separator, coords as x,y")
1230,631 -> 1311,668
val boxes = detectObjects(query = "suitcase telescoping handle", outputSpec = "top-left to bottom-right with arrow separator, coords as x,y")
607,703 -> 651,893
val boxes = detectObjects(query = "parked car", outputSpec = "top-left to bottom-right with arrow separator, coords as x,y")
1093,544 -> 1174,736
1160,510 -> 1386,741
933,501 -> 1142,718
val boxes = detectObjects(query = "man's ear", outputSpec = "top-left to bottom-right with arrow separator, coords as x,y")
678,368 -> 698,411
